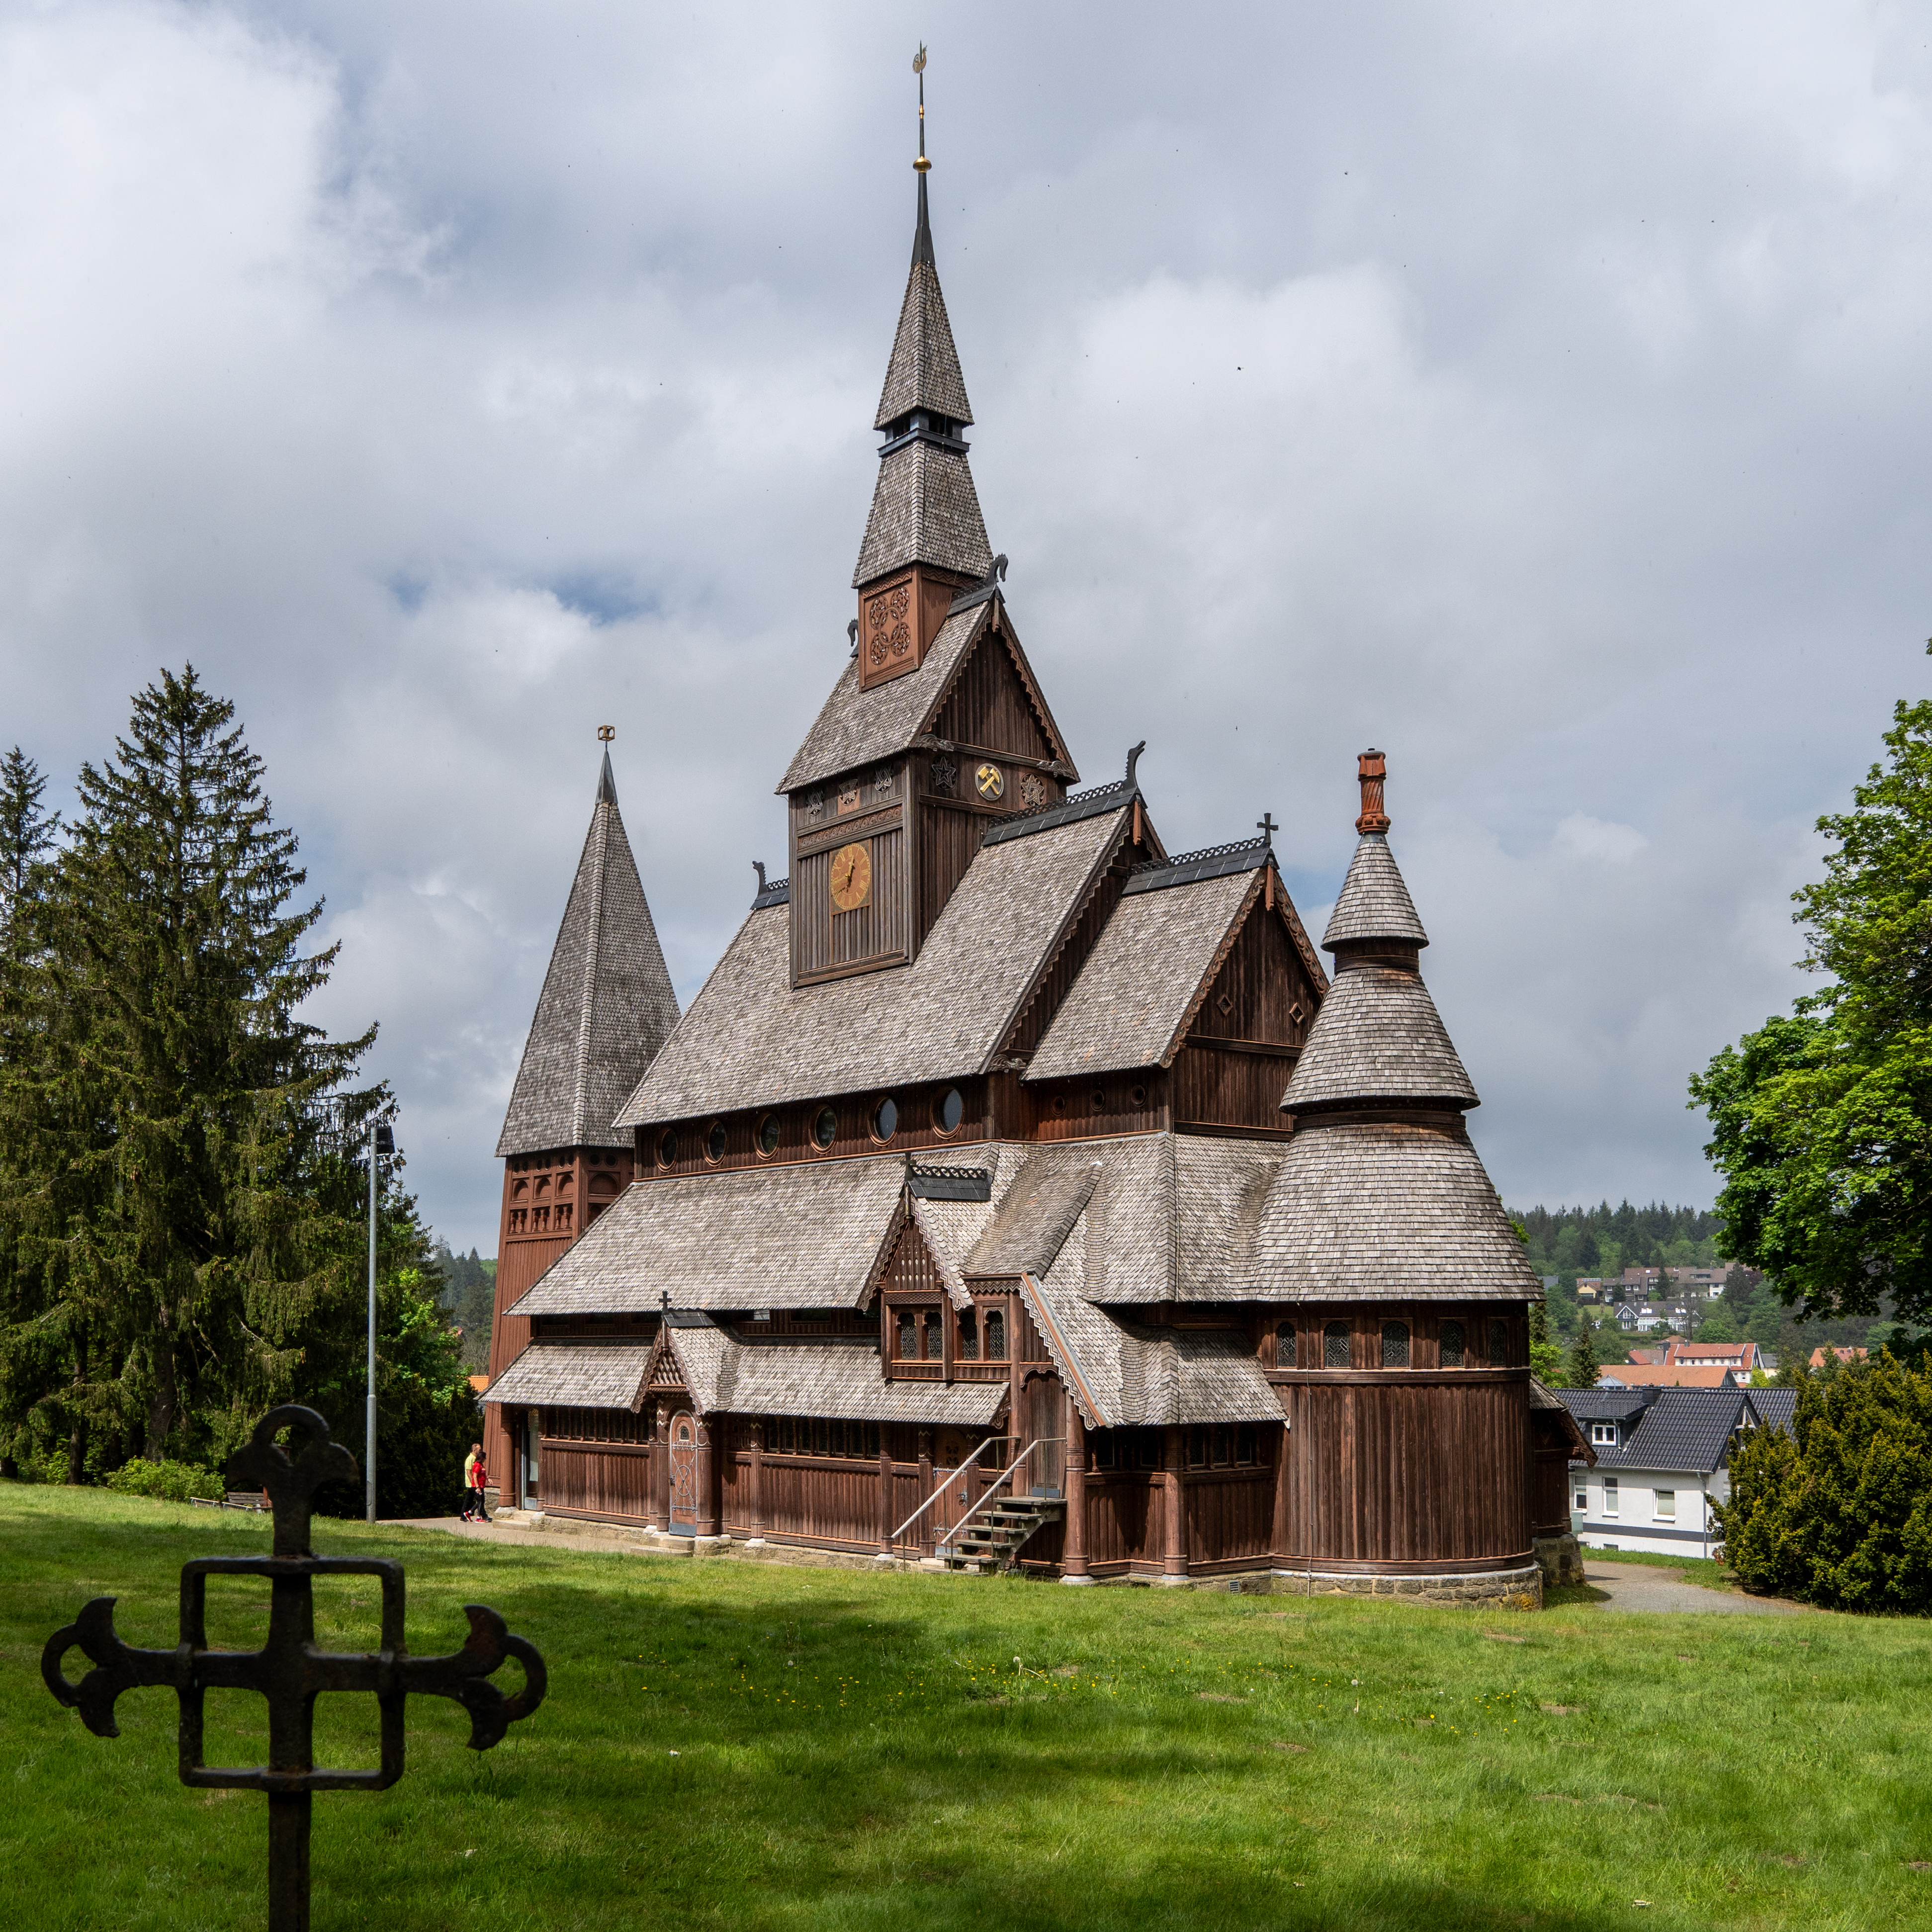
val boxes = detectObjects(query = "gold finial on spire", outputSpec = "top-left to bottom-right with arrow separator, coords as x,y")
913,44 -> 931,173
597,724 -> 615,743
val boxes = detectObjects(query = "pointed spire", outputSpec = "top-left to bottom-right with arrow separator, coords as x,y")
496,740 -> 681,1156
855,52 -> 991,589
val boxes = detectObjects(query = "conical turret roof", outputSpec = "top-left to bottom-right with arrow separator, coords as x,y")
1322,835 -> 1428,949
496,759 -> 681,1156
1282,755 -> 1472,1114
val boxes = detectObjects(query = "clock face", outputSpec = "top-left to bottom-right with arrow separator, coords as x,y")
975,762 -> 1004,801
829,841 -> 872,911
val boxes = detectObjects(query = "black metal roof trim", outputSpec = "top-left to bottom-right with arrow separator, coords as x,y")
906,1161 -> 993,1202
751,875 -> 791,910
1125,837 -> 1270,895
663,1309 -> 720,1329
981,779 -> 1133,846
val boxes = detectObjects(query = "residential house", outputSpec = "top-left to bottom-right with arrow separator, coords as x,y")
1559,1386 -> 1757,1558
1594,1365 -> 1740,1391
1809,1346 -> 1868,1370
1661,1338 -> 1767,1375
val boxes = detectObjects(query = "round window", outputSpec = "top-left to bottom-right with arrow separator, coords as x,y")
757,1114 -> 781,1157
934,1086 -> 965,1134
1090,1089 -> 1107,1112
1130,1083 -> 1148,1108
812,1106 -> 839,1149
705,1120 -> 727,1162
871,1096 -> 898,1142
657,1128 -> 680,1167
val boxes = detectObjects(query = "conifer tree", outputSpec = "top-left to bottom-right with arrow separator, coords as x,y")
0,747 -> 58,950
1563,1314 -> 1600,1390
0,668 -> 376,1467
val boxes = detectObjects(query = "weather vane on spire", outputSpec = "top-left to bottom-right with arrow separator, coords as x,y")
914,44 -> 930,174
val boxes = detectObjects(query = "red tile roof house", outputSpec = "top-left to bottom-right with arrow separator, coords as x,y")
1595,1365 -> 1741,1391
1660,1339 -> 1766,1374
1810,1346 -> 1868,1369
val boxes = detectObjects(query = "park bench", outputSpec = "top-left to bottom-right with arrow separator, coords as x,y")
188,1491 -> 271,1512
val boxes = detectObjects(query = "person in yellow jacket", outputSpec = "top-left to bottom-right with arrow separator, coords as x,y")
462,1442 -> 488,1522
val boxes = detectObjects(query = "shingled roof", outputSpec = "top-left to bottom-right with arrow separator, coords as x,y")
874,177 -> 973,430
1557,1384 -> 1751,1475
1323,833 -> 1428,948
780,601 -> 1071,795
496,756 -> 681,1156
1023,1256 -> 1283,1428
615,803 -> 1131,1125
1025,865 -> 1264,1081
854,439 -> 992,588
1280,966 -> 1477,1112
480,1340 -> 651,1411
1249,1122 -> 1542,1301
506,1153 -> 915,1316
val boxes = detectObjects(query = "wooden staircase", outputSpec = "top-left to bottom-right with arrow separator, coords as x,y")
941,1494 -> 1064,1574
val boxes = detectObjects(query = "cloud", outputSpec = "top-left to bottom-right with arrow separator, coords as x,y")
3,0 -> 1927,1247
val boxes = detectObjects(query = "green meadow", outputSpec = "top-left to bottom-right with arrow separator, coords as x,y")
5,1485 -> 1930,1931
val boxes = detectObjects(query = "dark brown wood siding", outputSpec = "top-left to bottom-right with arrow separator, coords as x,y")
931,631 -> 1055,765
1275,1373 -> 1532,1569
1171,1044 -> 1294,1131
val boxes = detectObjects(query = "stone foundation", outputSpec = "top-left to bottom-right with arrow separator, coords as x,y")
1532,1533 -> 1586,1591
1263,1562 -> 1543,1610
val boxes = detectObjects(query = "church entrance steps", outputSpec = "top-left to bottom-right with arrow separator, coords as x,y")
941,1497 -> 1064,1575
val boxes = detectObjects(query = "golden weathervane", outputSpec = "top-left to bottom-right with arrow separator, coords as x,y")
914,44 -> 930,174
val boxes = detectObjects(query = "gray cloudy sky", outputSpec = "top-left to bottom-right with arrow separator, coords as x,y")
3,1 -> 1927,1253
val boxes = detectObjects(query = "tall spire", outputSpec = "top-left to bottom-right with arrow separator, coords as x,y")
496,738 -> 681,1156
853,48 -> 991,595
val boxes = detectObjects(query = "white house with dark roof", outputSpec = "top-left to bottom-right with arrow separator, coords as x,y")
1559,1385 -> 1762,1559
478,95 -> 1559,1602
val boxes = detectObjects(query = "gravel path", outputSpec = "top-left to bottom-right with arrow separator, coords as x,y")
1585,1565 -> 1809,1615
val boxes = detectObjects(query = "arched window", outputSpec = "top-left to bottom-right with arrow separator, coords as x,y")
1275,1320 -> 1296,1368
896,1311 -> 917,1359
957,1310 -> 979,1360
984,1307 -> 1007,1361
1323,1320 -> 1351,1369
1440,1319 -> 1466,1369
1488,1317 -> 1510,1367
1382,1320 -> 1410,1368
922,1311 -> 941,1360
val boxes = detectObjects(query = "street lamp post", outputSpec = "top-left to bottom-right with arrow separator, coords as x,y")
366,1121 -> 395,1525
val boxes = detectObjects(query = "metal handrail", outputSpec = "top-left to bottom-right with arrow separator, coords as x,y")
884,1435 -> 1010,1547
936,1437 -> 1066,1555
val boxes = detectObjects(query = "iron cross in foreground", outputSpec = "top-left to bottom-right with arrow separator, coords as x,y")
41,1405 -> 546,1932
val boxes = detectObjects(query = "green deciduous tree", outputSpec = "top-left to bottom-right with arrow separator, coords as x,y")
1692,652 -> 1932,1326
1716,1353 -> 1932,1611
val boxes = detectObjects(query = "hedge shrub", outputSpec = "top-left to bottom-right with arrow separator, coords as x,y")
1717,1352 -> 1932,1612
101,1458 -> 223,1504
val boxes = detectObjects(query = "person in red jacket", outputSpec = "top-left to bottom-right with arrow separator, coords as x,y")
462,1442 -> 489,1522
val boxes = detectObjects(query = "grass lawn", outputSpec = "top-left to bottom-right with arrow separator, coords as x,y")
6,1485 -> 1932,1931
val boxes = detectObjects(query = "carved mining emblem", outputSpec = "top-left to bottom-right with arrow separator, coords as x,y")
974,762 -> 1004,802
1019,770 -> 1048,810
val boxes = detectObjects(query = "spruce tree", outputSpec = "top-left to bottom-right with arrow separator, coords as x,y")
1564,1314 -> 1600,1390
0,747 -> 58,951
0,668 -> 376,1467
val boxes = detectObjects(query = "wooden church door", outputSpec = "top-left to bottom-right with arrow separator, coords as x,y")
1025,1377 -> 1065,1496
669,1412 -> 698,1527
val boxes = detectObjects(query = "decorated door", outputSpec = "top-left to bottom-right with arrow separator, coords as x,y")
669,1411 -> 698,1525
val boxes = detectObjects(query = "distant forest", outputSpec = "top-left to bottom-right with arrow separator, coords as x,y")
1510,1201 -> 1903,1357
436,1247 -> 497,1372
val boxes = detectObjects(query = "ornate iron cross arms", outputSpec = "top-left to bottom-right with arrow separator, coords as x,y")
41,1405 -> 546,1931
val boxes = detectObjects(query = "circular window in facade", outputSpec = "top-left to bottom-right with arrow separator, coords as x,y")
1129,1083 -> 1148,1109
705,1120 -> 727,1162
934,1086 -> 966,1134
871,1096 -> 898,1142
757,1113 -> 782,1157
1090,1089 -> 1107,1113
657,1128 -> 680,1168
812,1106 -> 839,1149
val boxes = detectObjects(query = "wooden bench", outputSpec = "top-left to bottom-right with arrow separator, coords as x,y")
188,1491 -> 272,1512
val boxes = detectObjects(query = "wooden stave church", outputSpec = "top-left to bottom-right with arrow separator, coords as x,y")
479,152 -> 1582,1600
